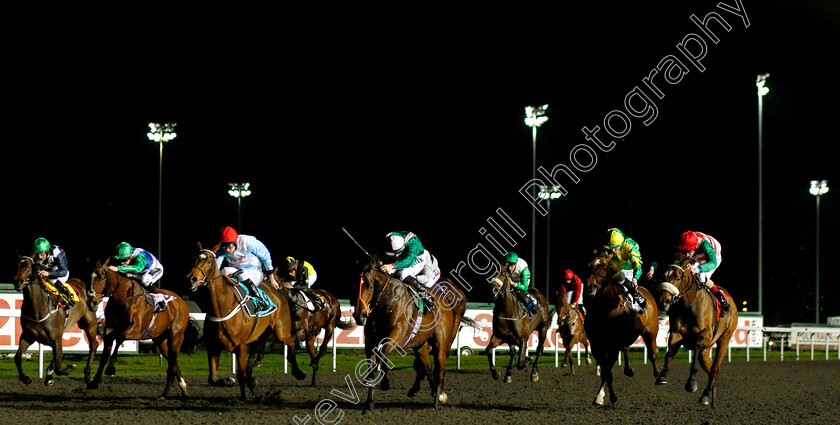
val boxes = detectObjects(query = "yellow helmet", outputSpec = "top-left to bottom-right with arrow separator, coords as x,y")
605,228 -> 625,250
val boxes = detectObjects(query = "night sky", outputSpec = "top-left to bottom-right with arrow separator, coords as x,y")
5,1 -> 839,325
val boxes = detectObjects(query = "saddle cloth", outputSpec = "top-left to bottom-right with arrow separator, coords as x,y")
144,292 -> 178,313
43,281 -> 80,305
232,281 -> 277,317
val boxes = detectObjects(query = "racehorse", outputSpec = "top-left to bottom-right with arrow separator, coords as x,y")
187,244 -> 305,400
485,267 -> 549,383
584,252 -> 660,406
554,289 -> 591,375
273,278 -> 354,386
87,260 -> 190,398
13,256 -> 99,386
353,254 -> 474,413
654,261 -> 738,408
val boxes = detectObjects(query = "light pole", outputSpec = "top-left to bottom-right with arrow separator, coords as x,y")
147,122 -> 177,267
809,180 -> 829,323
539,185 -> 562,296
525,104 -> 548,290
228,182 -> 251,231
756,74 -> 769,315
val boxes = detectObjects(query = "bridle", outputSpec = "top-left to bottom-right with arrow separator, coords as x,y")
90,267 -> 145,306
190,249 -> 225,286
357,270 -> 390,316
665,264 -> 701,306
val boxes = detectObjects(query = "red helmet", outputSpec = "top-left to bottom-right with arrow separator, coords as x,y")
679,231 -> 699,251
564,269 -> 574,280
219,226 -> 239,244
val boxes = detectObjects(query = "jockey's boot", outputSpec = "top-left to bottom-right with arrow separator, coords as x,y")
578,304 -> 587,317
299,286 -> 323,311
55,283 -> 75,307
405,276 -> 435,313
145,284 -> 167,311
715,289 -> 730,316
515,289 -> 537,316
245,279 -> 269,311
620,281 -> 643,315
634,287 -> 647,313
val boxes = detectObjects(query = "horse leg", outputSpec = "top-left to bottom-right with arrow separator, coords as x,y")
431,342 -> 448,410
88,333 -> 117,390
53,338 -> 77,377
104,337 -> 124,377
504,343 -> 518,383
565,336 -> 576,376
531,327 -> 547,382
14,336 -> 35,385
485,334 -> 502,380
206,340 -> 235,387
306,336 -> 319,387
408,346 -> 432,397
641,327 -> 660,379
234,344 -> 250,400
656,333 -> 679,386
684,336 -> 703,393
593,349 -> 619,407
81,316 -> 99,385
621,347 -> 634,377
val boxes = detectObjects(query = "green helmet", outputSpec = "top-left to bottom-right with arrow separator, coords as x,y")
33,237 -> 51,253
504,252 -> 518,264
114,242 -> 134,260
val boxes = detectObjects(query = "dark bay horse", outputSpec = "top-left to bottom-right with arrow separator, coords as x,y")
353,255 -> 473,413
654,261 -> 738,408
87,261 -> 190,398
274,277 -> 354,387
554,289 -> 591,375
584,253 -> 660,406
187,246 -> 305,400
486,269 -> 549,383
13,256 -> 99,386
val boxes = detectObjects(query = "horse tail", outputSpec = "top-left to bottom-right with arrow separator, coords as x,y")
459,316 -> 481,331
181,317 -> 203,355
336,318 -> 355,330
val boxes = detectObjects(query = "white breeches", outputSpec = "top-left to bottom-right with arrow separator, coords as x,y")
127,266 -> 164,287
222,267 -> 263,285
692,256 -> 721,283
395,250 -> 440,288
288,270 -> 318,288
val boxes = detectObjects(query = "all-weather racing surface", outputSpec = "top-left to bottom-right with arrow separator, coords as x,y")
0,359 -> 838,424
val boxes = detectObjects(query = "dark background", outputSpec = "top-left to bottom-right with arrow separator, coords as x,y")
5,1 -> 838,325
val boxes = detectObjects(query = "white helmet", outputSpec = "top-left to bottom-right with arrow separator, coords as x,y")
386,233 -> 406,256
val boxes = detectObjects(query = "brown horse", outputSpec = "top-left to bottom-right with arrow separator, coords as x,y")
584,253 -> 660,406
13,256 -> 99,386
274,278 -> 354,387
554,289 -> 591,375
353,255 -> 473,413
186,245 -> 305,400
654,261 -> 738,408
87,261 -> 190,398
485,268 -> 549,383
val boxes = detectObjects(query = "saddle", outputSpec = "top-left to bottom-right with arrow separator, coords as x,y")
403,283 -> 429,313
143,292 -> 177,314
289,288 -> 325,312
704,287 -> 723,320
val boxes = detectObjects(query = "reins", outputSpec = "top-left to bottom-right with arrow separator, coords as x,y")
357,271 -> 389,315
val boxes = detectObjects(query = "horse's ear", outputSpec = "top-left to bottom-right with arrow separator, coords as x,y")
197,241 -> 203,250
103,257 -> 110,267
211,243 -> 220,252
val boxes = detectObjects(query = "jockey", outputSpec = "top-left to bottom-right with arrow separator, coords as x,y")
503,252 -> 537,316
32,237 -> 74,307
677,231 -> 730,316
109,242 -> 166,311
604,228 -> 646,314
282,256 -> 324,311
380,231 -> 440,312
216,226 -> 278,311
560,269 -> 583,314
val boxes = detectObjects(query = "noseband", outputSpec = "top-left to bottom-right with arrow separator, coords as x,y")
357,272 -> 389,315
191,249 -> 224,286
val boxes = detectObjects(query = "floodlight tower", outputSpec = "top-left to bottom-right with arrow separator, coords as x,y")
228,182 -> 252,231
525,104 -> 548,290
809,180 -> 829,323
147,122 -> 177,265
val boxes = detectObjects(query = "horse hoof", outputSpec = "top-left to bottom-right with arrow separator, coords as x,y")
247,377 -> 257,391
105,366 -> 116,377
20,376 -> 32,385
685,381 -> 698,393
531,373 -> 539,383
491,370 -> 501,380
45,378 -> 55,387
699,395 -> 710,406
438,392 -> 448,404
225,377 -> 237,387
380,380 -> 390,391
293,370 -> 307,381
87,381 -> 99,390
504,375 -> 512,384
624,368 -> 635,377
560,363 -> 567,368
655,377 -> 668,386
408,388 -> 420,397
64,364 -> 78,374
593,397 -> 604,406
253,360 -> 262,369
362,408 -> 372,416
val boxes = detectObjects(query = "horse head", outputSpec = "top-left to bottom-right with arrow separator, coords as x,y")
14,256 -> 36,292
353,254 -> 389,326
488,262 -> 512,299
187,242 -> 221,292
656,281 -> 680,315
585,252 -> 615,298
